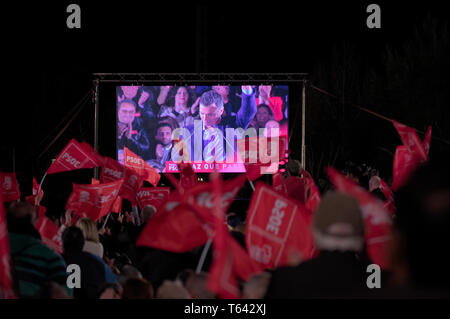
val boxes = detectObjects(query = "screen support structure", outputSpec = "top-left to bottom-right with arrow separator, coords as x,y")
92,73 -> 308,172
93,79 -> 100,179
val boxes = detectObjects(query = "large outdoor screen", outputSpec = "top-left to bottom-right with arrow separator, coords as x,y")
116,85 -> 289,173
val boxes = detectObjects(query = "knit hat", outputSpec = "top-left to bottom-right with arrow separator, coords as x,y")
313,192 -> 365,252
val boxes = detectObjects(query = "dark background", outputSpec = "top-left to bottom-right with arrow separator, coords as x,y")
2,1 -> 449,215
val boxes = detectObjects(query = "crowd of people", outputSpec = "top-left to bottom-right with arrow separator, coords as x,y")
117,85 -> 289,171
3,153 -> 450,299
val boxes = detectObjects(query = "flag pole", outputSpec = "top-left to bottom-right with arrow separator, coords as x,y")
196,237 -> 213,274
102,213 -> 111,230
248,179 -> 255,191
36,172 -> 48,206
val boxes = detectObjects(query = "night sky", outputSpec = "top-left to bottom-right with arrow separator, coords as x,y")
2,1 -> 449,212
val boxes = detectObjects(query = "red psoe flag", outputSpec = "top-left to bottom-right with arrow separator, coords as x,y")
100,157 -> 125,184
80,141 -> 104,166
111,196 -> 122,214
46,138 -> 102,174
392,121 -> 428,162
245,184 -> 314,270
207,173 -> 263,299
184,174 -> 247,225
301,170 -> 321,213
392,145 -> 421,191
0,172 -> 21,203
379,178 -> 396,216
327,167 -> 392,269
66,179 -> 124,221
136,187 -> 170,210
272,172 -> 287,195
0,184 -> 16,299
35,216 -> 64,254
179,163 -> 199,189
136,194 -> 209,252
391,121 -> 432,191
26,177 -> 44,206
123,147 -> 160,186
121,167 -> 144,206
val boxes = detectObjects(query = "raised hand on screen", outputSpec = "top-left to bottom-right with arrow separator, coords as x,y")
191,97 -> 201,114
138,90 -> 150,106
241,85 -> 253,95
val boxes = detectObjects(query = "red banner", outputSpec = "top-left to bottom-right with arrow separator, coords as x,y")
179,163 -> 199,189
66,179 -> 124,221
35,216 -> 65,254
136,187 -> 170,210
46,138 -> 102,174
208,174 -> 263,299
1,172 -> 21,202
136,193 -> 209,252
246,184 -> 314,269
0,184 -> 16,299
392,145 -> 421,191
100,157 -> 142,205
111,196 -> 122,214
391,121 -> 431,190
379,178 -> 396,216
302,170 -> 321,213
100,157 -> 126,183
327,167 -> 392,269
121,167 -> 144,205
272,172 -> 288,195
184,174 -> 247,225
25,177 -> 44,206
80,141 -> 105,166
124,147 -> 160,187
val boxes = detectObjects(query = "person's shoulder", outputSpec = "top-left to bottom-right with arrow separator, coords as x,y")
159,105 -> 173,116
29,240 -> 66,264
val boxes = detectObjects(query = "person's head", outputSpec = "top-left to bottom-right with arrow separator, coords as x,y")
98,283 -> 123,299
6,201 -> 38,226
184,272 -> 215,299
313,192 -> 365,252
118,265 -> 143,286
118,100 -> 137,125
155,280 -> 191,299
212,85 -> 230,98
122,278 -> 154,299
155,123 -> 173,147
242,272 -> 271,299
255,104 -> 273,127
394,158 -> 450,290
62,226 -> 85,255
76,217 -> 99,243
258,85 -> 272,97
199,90 -> 224,129
263,120 -> 280,137
175,86 -> 189,106
287,159 -> 302,177
121,86 -> 140,100
34,282 -> 72,299
141,205 -> 156,224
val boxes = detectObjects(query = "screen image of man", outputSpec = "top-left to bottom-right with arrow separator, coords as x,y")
117,99 -> 151,161
174,86 -> 256,163
147,122 -> 173,172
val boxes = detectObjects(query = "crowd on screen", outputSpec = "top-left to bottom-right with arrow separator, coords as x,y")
117,85 -> 289,172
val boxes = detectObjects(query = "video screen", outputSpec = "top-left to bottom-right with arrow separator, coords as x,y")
116,85 -> 289,173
